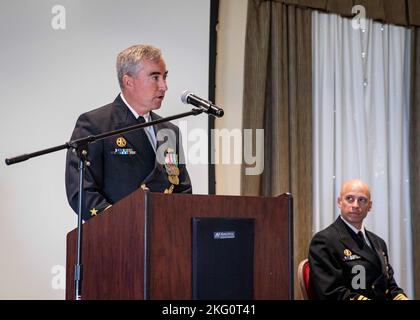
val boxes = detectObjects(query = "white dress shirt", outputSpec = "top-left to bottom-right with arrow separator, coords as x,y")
340,215 -> 372,248
120,93 -> 157,151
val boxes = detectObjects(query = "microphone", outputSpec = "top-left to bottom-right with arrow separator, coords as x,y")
181,90 -> 224,118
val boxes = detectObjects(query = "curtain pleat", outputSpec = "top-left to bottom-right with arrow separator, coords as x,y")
242,1 -> 312,299
242,0 -> 419,299
410,27 -> 420,299
281,0 -> 420,26
241,0 -> 270,196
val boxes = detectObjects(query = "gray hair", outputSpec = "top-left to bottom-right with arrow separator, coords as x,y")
116,44 -> 163,89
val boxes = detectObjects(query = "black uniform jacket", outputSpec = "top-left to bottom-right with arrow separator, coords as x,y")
308,217 -> 406,300
65,95 -> 192,221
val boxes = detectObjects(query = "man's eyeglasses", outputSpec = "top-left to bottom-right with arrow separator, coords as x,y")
344,195 -> 369,205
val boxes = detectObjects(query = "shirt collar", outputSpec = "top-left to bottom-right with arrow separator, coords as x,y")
340,215 -> 366,236
120,93 -> 151,122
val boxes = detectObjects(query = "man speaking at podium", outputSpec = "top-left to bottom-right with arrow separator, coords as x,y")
65,44 -> 192,221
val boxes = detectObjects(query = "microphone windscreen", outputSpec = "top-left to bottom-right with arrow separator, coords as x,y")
181,90 -> 192,104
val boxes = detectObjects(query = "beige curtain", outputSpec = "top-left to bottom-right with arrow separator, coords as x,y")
410,27 -> 420,299
241,0 -> 312,299
283,0 -> 420,27
242,0 -> 420,299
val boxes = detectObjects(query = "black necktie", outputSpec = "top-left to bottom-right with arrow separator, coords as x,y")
357,231 -> 368,248
137,115 -> 146,124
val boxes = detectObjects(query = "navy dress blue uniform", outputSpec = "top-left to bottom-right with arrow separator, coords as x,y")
65,94 -> 192,221
308,217 -> 407,300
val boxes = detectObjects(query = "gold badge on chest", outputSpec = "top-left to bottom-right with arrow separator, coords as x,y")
344,249 -> 352,256
116,137 -> 127,147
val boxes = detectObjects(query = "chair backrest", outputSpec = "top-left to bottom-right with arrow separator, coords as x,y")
297,258 -> 314,300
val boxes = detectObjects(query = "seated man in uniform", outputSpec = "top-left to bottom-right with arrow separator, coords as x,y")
308,179 -> 408,300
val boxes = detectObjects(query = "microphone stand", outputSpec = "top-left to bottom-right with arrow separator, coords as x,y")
5,107 -> 204,300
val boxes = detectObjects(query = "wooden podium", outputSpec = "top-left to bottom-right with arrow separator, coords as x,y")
65,190 -> 293,300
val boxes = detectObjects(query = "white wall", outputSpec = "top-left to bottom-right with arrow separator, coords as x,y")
215,0 -> 247,195
0,0 -> 210,299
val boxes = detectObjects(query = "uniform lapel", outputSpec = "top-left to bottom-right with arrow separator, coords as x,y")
139,112 -> 167,185
151,112 -> 167,150
366,231 -> 387,275
335,218 -> 382,271
111,95 -> 156,168
152,111 -> 177,166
